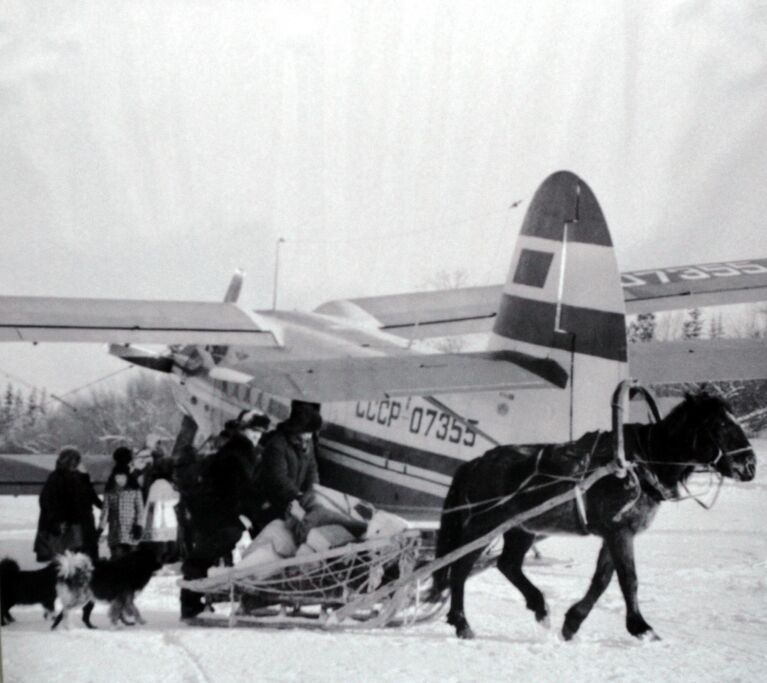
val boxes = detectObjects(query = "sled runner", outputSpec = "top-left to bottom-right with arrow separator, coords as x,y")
178,529 -> 454,627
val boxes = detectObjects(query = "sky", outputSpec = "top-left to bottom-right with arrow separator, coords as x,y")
1,0 -> 766,397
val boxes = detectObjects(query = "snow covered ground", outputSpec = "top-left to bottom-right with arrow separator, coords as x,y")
2,442 -> 766,683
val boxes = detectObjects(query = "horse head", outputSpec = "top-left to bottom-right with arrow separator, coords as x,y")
671,393 -> 756,482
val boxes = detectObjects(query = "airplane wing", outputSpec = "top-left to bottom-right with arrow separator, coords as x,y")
0,295 -> 568,399
621,258 -> 767,313
315,286 -> 500,340
0,296 -> 279,345
627,338 -> 767,384
317,258 -> 767,339
209,349 -> 568,402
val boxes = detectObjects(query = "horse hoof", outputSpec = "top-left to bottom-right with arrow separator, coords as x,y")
639,629 -> 661,642
538,615 -> 551,629
561,624 -> 576,641
457,626 -> 475,640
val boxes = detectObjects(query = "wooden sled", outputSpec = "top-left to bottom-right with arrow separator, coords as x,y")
178,530 -> 450,628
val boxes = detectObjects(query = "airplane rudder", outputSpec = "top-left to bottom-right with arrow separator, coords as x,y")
490,171 -> 627,365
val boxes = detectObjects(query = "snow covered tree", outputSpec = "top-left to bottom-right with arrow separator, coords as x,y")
424,268 -> 471,291
627,313 -> 657,343
682,308 -> 703,339
708,313 -> 725,339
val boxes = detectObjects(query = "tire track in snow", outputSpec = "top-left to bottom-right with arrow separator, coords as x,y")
163,632 -> 214,683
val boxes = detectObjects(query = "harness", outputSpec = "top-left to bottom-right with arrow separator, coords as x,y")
434,389 -> 754,528
454,434 -> 605,534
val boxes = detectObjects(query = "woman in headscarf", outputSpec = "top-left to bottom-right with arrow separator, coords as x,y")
34,447 -> 101,562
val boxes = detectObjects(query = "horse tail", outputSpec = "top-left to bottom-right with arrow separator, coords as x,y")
429,463 -> 470,598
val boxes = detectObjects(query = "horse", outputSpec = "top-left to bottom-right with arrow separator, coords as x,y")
430,392 -> 756,641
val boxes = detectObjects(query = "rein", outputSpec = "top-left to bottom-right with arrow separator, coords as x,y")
453,435 -> 605,528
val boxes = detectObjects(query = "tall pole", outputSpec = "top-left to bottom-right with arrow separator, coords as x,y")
272,237 -> 285,310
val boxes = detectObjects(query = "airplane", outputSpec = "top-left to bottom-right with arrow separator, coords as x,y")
1,170 -> 765,516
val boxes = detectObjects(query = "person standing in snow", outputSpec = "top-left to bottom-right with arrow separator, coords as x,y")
257,401 -> 322,528
33,447 -> 102,562
178,411 -> 269,619
99,463 -> 143,559
140,457 -> 179,564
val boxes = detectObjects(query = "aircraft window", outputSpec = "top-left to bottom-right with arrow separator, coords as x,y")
513,249 -> 554,288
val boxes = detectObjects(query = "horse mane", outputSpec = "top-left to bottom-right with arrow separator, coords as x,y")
661,391 -> 729,438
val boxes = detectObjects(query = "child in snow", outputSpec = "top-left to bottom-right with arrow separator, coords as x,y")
140,458 -> 180,565
99,463 -> 144,559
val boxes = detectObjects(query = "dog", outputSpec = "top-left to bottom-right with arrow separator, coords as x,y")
51,546 -> 161,629
0,557 -> 58,625
50,551 -> 95,629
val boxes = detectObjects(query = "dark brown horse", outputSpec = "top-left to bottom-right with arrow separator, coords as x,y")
431,393 -> 756,640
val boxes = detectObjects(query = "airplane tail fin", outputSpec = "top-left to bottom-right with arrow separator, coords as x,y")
210,270 -> 246,363
488,171 -> 628,435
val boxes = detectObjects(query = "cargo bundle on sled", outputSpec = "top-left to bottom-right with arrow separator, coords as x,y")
177,486 -> 454,628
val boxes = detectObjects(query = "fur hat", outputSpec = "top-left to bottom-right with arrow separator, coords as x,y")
237,410 -> 270,431
112,447 -> 133,466
282,408 -> 323,435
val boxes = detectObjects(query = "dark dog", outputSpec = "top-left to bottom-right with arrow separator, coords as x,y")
51,546 -> 161,629
0,558 -> 58,625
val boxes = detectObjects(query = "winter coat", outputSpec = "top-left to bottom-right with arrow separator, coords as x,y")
35,469 -> 101,560
260,427 -> 319,516
37,469 -> 81,533
184,433 -> 262,535
141,478 -> 179,542
99,488 -> 143,547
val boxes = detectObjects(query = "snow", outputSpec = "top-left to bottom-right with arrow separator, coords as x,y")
2,443 -> 766,682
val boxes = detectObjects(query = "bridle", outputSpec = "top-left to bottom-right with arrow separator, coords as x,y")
700,410 -> 754,473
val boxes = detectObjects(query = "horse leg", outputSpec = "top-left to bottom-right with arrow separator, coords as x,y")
446,548 -> 484,639
496,529 -> 549,626
562,540 -> 614,640
129,596 -> 146,625
605,531 -> 659,640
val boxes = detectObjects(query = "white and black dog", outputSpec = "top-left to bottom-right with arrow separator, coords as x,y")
51,546 -> 161,629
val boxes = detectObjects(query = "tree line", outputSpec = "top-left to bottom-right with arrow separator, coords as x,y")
627,305 -> 767,343
0,372 -> 180,455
